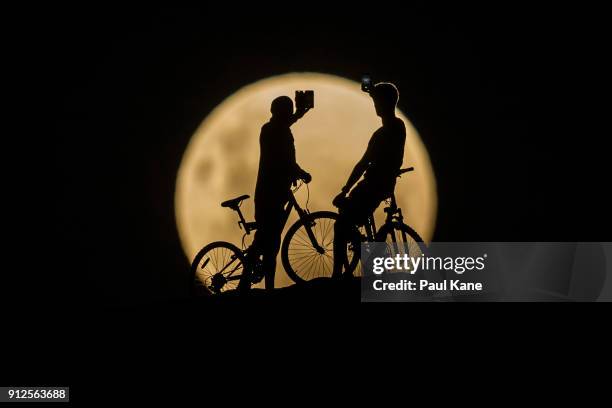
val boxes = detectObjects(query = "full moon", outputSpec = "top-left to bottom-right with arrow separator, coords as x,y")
175,73 -> 437,288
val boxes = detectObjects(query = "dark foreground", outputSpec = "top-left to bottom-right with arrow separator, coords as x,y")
194,276 -> 362,304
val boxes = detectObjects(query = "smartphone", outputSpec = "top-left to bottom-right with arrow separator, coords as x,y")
295,90 -> 314,110
361,74 -> 372,93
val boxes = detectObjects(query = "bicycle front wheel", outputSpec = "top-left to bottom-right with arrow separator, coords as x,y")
372,222 -> 427,273
190,241 -> 246,295
281,211 -> 359,283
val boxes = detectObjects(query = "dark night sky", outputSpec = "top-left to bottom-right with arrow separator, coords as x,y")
16,3 -> 604,307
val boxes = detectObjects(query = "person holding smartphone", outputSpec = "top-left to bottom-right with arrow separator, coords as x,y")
332,81 -> 406,279
238,94 -> 313,292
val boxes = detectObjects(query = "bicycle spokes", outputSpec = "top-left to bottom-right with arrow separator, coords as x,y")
380,227 -> 424,274
196,247 -> 244,293
286,217 -> 335,280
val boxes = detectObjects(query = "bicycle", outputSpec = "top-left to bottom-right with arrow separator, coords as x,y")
333,166 -> 428,277
278,166 -> 427,281
189,182 -> 359,295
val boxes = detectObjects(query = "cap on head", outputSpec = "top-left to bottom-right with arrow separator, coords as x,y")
371,82 -> 399,108
271,96 -> 294,119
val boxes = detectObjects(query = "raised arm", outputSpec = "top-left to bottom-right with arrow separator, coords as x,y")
289,106 -> 311,126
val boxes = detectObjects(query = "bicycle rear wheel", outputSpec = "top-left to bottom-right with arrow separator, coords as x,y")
190,241 -> 246,295
281,211 -> 359,283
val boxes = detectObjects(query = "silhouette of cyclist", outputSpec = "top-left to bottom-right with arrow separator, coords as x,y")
332,82 -> 406,278
239,96 -> 312,292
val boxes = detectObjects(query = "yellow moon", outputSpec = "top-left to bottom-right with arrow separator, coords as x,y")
175,73 -> 437,288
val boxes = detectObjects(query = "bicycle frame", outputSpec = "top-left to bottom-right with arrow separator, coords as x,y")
226,186 -> 325,279
363,193 -> 410,250
361,167 -> 415,247
234,189 -> 311,237
284,191 -> 326,253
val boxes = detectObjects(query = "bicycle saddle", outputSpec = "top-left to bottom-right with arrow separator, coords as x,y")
221,194 -> 250,208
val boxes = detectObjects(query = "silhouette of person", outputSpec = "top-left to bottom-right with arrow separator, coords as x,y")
239,96 -> 312,292
332,83 -> 406,278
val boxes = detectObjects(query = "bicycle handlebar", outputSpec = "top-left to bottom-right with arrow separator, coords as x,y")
291,180 -> 305,193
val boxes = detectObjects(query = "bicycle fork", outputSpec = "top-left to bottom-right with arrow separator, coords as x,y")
384,205 -> 410,256
288,192 -> 326,254
294,205 -> 326,254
